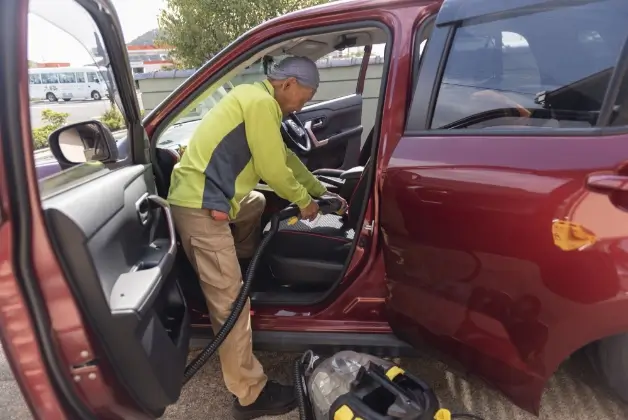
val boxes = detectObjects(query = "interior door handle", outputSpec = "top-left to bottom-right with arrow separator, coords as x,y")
586,173 -> 628,195
135,193 -> 151,226
147,195 -> 177,257
309,118 -> 324,129
303,120 -> 329,147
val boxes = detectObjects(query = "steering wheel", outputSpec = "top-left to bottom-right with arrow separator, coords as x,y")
280,112 -> 312,153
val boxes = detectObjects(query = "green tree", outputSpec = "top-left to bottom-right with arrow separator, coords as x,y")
157,0 -> 331,69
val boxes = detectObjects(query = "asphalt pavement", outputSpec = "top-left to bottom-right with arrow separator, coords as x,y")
0,345 -> 627,419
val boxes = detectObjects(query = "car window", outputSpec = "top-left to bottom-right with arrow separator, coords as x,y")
429,0 -> 628,130
29,0 -> 127,185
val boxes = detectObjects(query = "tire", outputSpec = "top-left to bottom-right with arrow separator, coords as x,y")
62,98 -> 71,102
595,334 -> 628,402
46,92 -> 57,102
91,90 -> 102,100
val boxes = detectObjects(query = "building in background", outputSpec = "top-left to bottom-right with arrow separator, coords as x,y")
90,29 -> 175,74
127,45 -> 174,74
29,62 -> 71,68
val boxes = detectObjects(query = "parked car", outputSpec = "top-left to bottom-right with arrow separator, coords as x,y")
3,0 -> 628,418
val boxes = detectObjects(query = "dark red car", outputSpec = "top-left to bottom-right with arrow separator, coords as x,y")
2,0 -> 628,418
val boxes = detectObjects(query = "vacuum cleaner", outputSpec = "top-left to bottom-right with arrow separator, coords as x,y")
294,350 -> 485,420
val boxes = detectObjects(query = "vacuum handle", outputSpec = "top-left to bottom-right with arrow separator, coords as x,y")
278,205 -> 301,220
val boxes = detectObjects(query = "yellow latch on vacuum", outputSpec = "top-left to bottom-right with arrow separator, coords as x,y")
434,409 -> 452,420
333,404 -> 363,420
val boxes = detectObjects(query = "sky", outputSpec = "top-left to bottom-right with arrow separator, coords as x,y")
28,0 -> 167,65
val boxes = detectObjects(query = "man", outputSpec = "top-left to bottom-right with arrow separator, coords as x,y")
167,56 -> 345,420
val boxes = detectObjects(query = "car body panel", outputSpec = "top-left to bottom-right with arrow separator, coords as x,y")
381,132 -> 628,413
380,0 -> 628,414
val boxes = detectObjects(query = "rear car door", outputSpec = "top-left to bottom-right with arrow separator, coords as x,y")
381,0 -> 628,414
1,0 -> 190,417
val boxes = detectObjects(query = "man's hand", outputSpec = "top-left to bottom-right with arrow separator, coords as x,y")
300,199 -> 320,221
471,89 -> 532,118
324,192 -> 348,214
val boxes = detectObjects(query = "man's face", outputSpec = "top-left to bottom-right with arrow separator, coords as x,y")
276,77 -> 316,114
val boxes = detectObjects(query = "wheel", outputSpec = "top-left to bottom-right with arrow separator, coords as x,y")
91,90 -> 102,100
62,98 -> 71,102
46,92 -> 57,102
595,334 -> 628,402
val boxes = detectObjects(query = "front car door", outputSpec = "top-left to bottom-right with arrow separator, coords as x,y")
0,0 -> 190,418
381,0 -> 628,414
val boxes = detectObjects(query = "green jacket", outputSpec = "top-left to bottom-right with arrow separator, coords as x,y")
167,79 -> 327,219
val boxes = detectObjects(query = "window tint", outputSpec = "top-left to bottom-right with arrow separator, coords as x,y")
430,0 -> 628,130
41,73 -> 59,83
29,74 -> 42,84
75,72 -> 86,83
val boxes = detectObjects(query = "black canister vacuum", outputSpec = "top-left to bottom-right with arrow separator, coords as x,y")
294,350 -> 486,420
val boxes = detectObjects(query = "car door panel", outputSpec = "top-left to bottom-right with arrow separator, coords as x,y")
296,93 -> 363,170
42,164 -> 189,416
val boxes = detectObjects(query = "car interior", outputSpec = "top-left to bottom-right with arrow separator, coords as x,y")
152,26 -> 391,311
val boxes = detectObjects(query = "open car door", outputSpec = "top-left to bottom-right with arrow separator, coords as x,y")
0,0 -> 190,418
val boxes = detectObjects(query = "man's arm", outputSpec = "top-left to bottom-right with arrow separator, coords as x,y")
285,149 -> 327,198
244,98 -> 312,209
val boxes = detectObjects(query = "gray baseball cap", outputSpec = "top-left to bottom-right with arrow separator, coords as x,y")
268,56 -> 320,90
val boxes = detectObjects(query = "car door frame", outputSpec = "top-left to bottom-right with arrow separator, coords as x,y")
382,0 -> 628,415
0,0 -> 154,419
145,17 -> 395,205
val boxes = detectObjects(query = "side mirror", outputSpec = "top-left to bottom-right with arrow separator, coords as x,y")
48,120 -> 119,169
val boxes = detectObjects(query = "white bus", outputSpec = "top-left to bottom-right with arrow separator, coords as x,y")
28,66 -> 111,102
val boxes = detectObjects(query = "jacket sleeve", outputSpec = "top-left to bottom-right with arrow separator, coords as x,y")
286,149 -> 327,197
245,98 -> 313,209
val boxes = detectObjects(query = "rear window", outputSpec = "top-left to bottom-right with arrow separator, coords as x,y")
430,0 -> 628,130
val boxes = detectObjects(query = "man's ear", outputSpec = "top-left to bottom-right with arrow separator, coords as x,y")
283,77 -> 298,89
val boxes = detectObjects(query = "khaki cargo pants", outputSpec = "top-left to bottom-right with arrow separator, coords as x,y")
171,192 -> 267,406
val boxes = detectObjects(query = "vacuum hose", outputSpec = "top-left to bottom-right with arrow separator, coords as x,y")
182,197 -> 343,384
294,357 -> 313,420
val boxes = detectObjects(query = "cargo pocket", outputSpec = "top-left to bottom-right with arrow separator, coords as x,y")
190,233 -> 241,296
